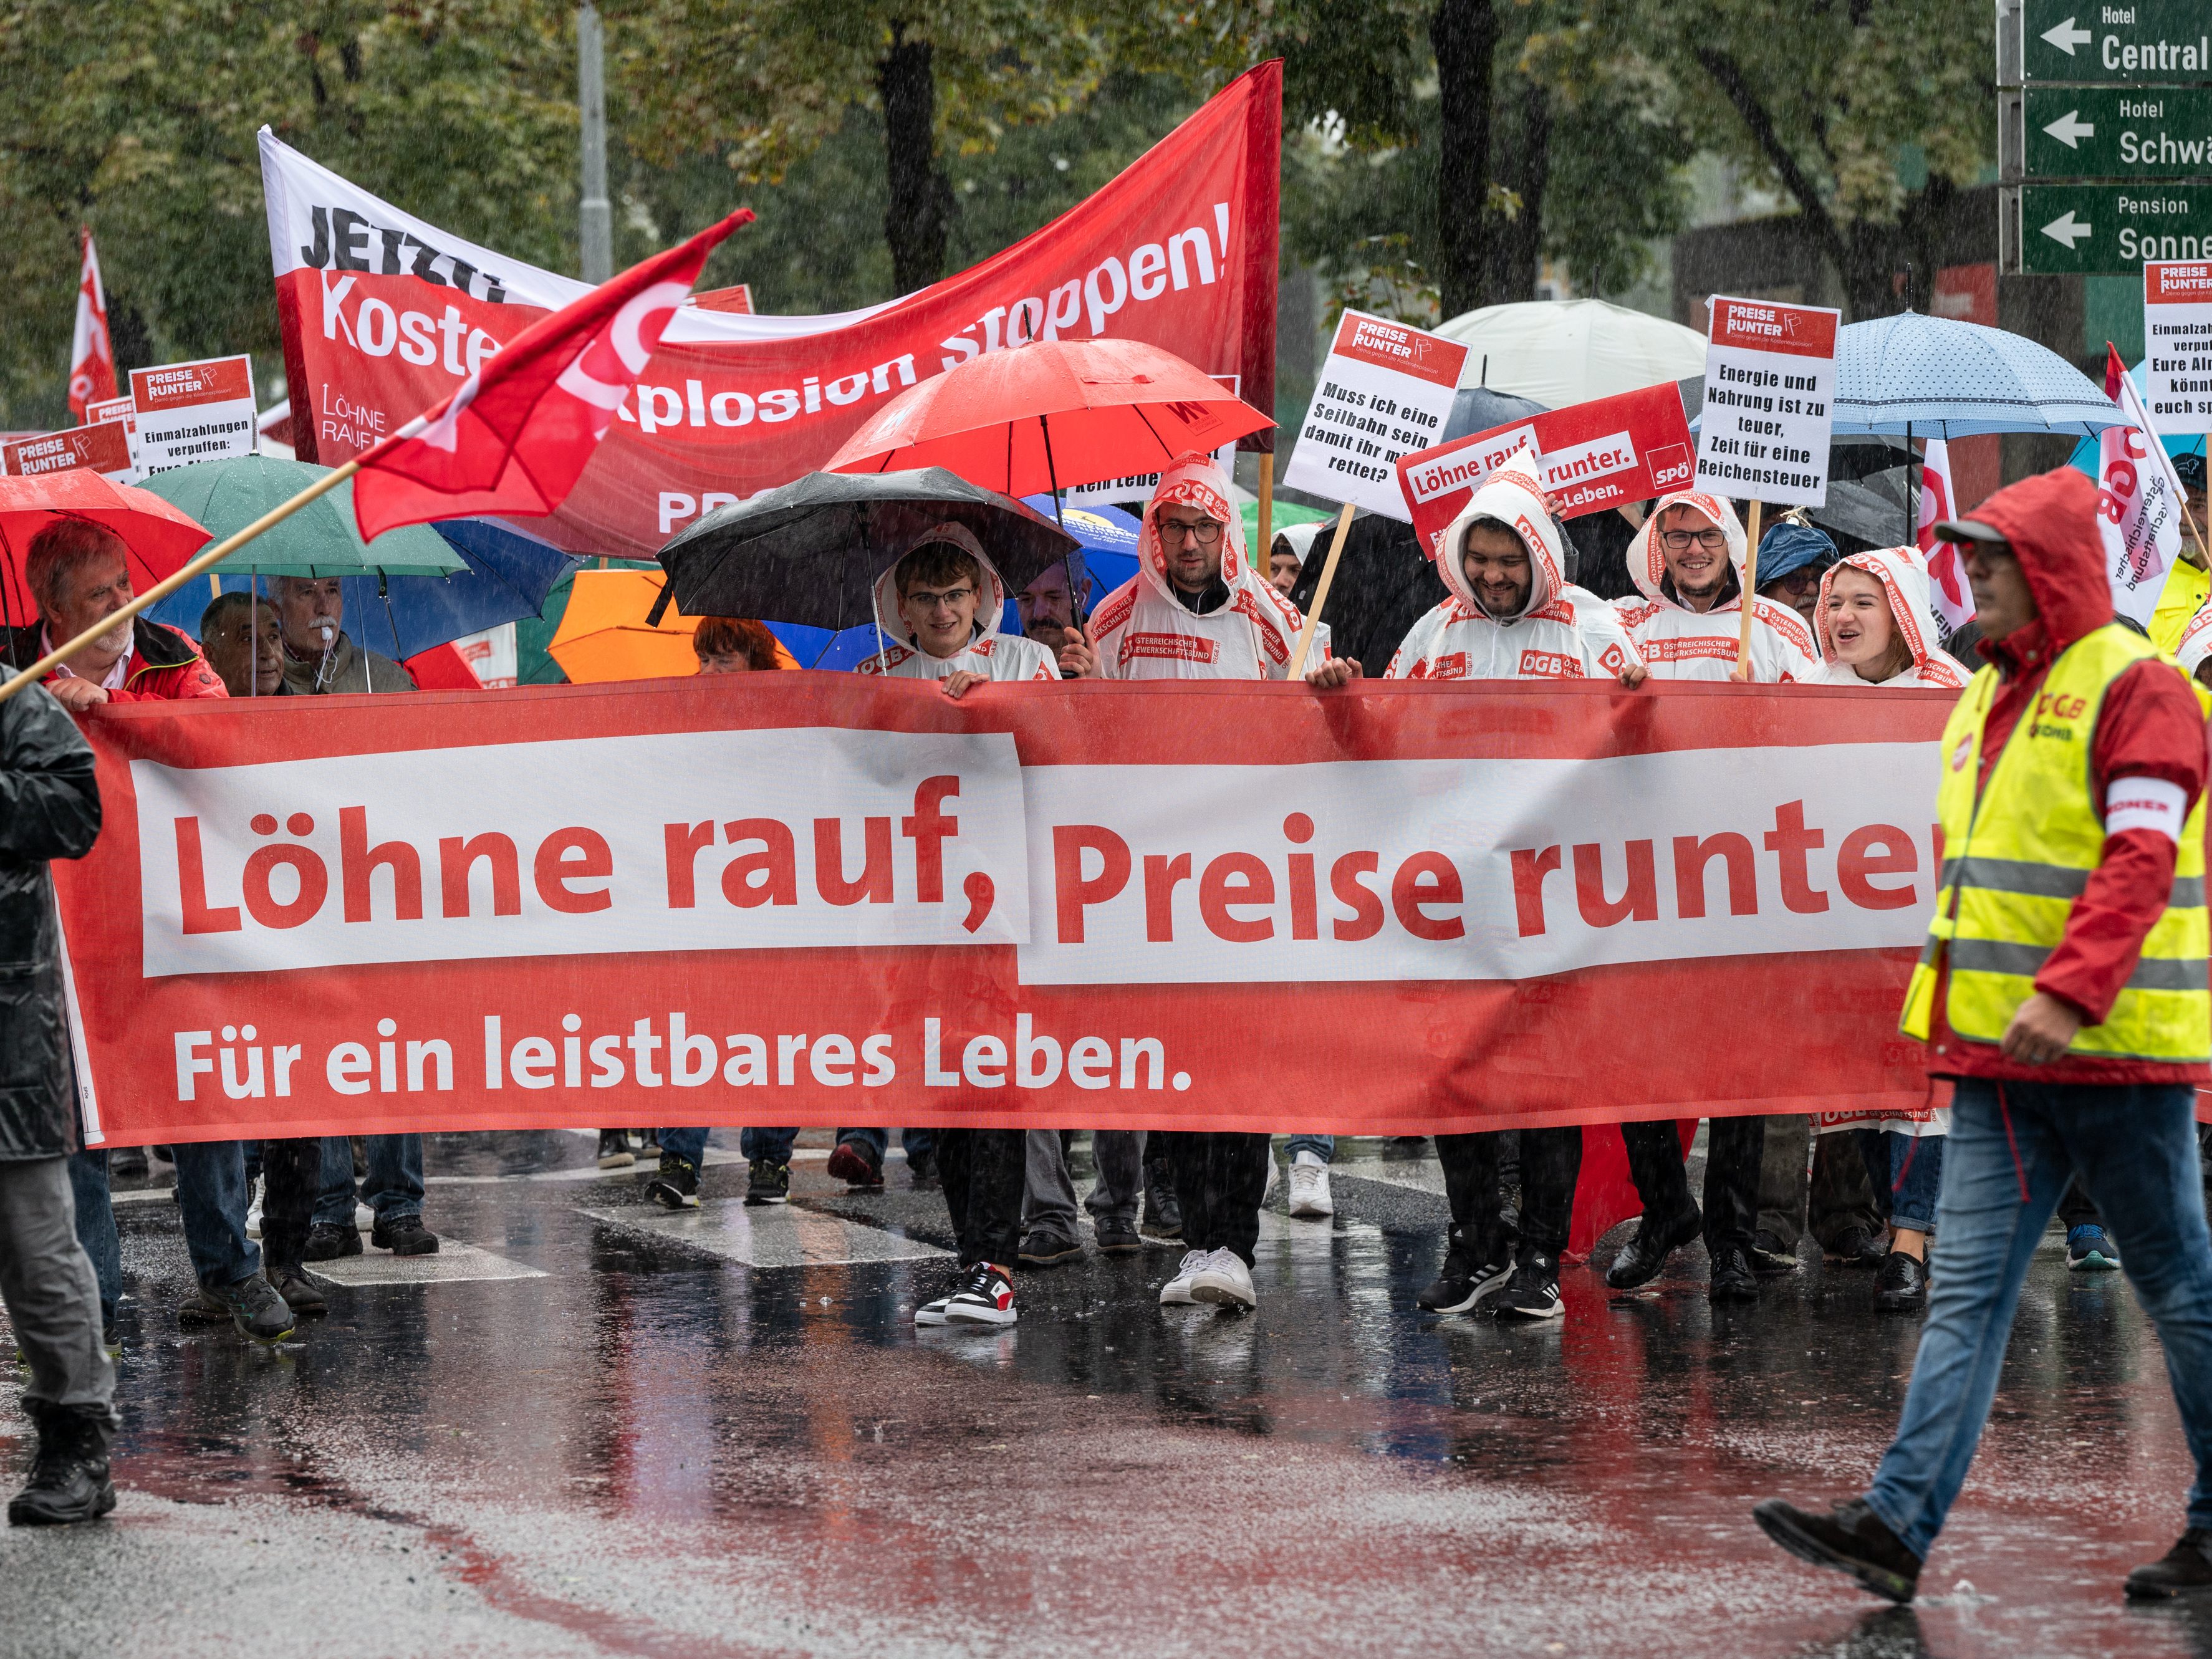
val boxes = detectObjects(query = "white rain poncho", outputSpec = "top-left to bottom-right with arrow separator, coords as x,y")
1616,490 -> 1819,681
1808,546 -> 1969,690
1088,452 -> 1308,680
1383,445 -> 1642,681
857,521 -> 1059,683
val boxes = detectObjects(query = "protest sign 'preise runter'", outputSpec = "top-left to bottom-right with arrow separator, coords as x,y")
1693,297 -> 1838,509
1280,311 -> 1468,521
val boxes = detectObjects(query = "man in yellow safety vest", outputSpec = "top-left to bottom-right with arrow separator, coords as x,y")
1753,464 -> 2212,1605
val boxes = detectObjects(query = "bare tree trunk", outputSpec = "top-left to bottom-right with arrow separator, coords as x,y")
1431,0 -> 1499,320
877,26 -> 953,294
1483,79 -> 1551,305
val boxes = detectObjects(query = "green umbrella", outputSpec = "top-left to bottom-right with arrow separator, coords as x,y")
137,454 -> 464,577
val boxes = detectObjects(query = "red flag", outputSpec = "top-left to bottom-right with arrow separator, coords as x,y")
67,229 -> 118,422
352,210 -> 753,541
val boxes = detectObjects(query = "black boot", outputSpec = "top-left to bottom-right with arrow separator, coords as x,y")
1873,1251 -> 1928,1312
1141,1158 -> 1183,1242
8,1402 -> 117,1526
1605,1205 -> 1702,1290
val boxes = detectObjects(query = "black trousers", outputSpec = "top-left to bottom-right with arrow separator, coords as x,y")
259,1137 -> 324,1271
1437,1127 -> 1583,1259
1158,1131 -> 1271,1264
1620,1116 -> 1765,1255
936,1128 -> 1024,1271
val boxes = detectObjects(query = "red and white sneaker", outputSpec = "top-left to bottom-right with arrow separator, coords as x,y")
941,1262 -> 1017,1327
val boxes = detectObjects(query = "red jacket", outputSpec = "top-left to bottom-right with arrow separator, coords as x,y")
3,620 -> 228,704
1925,467 -> 2210,1085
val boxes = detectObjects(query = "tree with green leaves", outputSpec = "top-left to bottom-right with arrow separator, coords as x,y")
1609,0 -> 1991,318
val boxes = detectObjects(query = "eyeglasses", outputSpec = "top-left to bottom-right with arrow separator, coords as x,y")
1156,517 -> 1225,546
905,586 -> 975,612
1659,529 -> 1729,552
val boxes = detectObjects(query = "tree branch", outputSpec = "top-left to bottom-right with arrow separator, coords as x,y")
1690,44 -> 1845,274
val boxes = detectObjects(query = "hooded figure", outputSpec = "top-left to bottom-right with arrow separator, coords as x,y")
1385,445 -> 1643,681
1810,547 -> 1970,690
857,522 -> 1058,683
2176,594 -> 2212,684
1085,453 -> 1307,680
1616,489 -> 1819,681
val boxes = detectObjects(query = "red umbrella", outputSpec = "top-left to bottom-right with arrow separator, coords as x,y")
824,339 -> 1273,501
0,469 -> 210,625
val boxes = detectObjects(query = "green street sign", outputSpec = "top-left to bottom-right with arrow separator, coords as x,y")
2023,86 -> 2212,175
2021,2 -> 2212,84
2009,182 -> 2212,272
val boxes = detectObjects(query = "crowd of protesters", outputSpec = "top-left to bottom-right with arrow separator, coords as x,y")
5,446 -> 2212,1609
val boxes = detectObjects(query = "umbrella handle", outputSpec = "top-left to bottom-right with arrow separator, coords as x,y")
0,458 -> 363,707
645,581 -> 675,627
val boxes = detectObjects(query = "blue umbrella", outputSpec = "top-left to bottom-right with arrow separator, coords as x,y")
1832,312 -> 2123,438
148,516 -> 581,660
792,498 -> 1145,671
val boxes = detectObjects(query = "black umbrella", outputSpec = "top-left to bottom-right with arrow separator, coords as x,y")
1808,468 -> 1915,552
1441,385 -> 1548,443
653,468 -> 1080,630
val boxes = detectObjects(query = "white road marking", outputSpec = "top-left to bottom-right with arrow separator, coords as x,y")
581,1203 -> 953,1269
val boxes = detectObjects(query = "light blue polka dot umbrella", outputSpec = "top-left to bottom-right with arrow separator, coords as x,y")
1832,311 -> 2123,438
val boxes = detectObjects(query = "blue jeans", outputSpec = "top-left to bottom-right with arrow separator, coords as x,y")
834,1128 -> 934,1163
1866,1080 -> 2212,1557
67,1150 -> 122,1315
1286,1135 -> 1335,1162
738,1127 -> 796,1164
1887,1132 -> 1944,1233
314,1134 -> 423,1226
170,1140 -> 258,1289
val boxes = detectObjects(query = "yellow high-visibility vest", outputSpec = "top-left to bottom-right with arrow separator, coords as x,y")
1900,623 -> 2211,1061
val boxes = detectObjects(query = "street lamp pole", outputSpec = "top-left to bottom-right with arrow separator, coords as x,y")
577,2 -> 612,284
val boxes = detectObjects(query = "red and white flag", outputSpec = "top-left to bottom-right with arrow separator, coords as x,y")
2097,343 -> 2186,628
351,209 -> 753,541
67,229 -> 118,423
1914,438 -> 1973,635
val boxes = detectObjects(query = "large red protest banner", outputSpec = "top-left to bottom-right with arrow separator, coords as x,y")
262,65 -> 1281,559
55,677 -> 1952,1147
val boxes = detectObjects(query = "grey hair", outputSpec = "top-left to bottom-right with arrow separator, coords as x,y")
24,518 -> 130,618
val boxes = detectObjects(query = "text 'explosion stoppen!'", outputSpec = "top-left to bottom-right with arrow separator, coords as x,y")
54,675 -> 1959,1146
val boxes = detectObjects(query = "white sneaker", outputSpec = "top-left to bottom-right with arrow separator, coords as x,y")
914,1294 -> 952,1328
244,1179 -> 263,1241
353,1202 -> 375,1233
1287,1153 -> 1334,1218
1160,1248 -> 1208,1305
1189,1247 -> 1257,1308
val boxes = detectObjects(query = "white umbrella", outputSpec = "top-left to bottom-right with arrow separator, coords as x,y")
1436,298 -> 1707,408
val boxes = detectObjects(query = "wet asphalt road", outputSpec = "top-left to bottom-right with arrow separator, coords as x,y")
2,1130 -> 2207,1659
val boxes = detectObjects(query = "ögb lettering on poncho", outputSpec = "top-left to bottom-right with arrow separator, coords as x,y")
57,674 -> 1955,1146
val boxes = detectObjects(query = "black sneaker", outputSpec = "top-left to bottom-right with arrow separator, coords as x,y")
108,1145 -> 149,1181
1749,1229 -> 1800,1276
301,1222 -> 362,1262
743,1160 -> 789,1205
1605,1205 -> 1702,1290
1418,1236 -> 1511,1314
370,1214 -> 440,1256
648,1154 -> 701,1209
2127,1527 -> 2212,1600
1094,1218 -> 1142,1254
186,1272 -> 295,1342
1019,1231 -> 1082,1266
595,1130 -> 635,1170
1141,1163 -> 1183,1241
941,1262 -> 1017,1327
825,1140 -> 883,1189
6,1403 -> 115,1527
1753,1496 -> 1921,1604
1494,1251 -> 1564,1320
266,1261 -> 329,1316
905,1146 -> 937,1183
1874,1250 -> 1928,1312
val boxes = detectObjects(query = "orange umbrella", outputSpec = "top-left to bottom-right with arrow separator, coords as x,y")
547,569 -> 797,683
0,469 -> 210,625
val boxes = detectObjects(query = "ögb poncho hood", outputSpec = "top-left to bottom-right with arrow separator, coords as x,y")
1627,489 -> 1748,607
1812,546 -> 1969,689
1433,444 -> 1564,623
869,520 -> 1012,650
